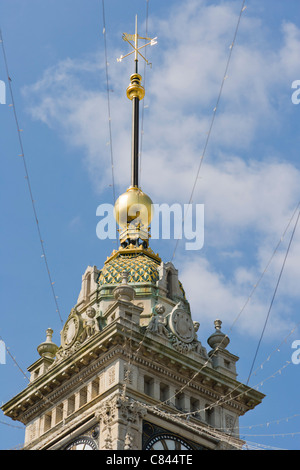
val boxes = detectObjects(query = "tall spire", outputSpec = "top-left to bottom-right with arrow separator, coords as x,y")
118,15 -> 157,188
114,17 -> 157,250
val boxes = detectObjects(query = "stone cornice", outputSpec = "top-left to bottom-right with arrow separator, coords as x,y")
1,318 -> 264,424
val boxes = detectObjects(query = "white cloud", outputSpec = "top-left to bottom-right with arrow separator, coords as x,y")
22,0 -> 300,339
179,252 -> 297,342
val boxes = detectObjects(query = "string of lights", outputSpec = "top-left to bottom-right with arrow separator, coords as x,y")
138,353 -> 294,422
137,201 -> 300,412
122,202 -> 300,443
1,1 -> 298,452
243,441 -> 285,450
0,334 -> 29,383
0,28 -> 63,327
116,200 -> 300,424
1,220 -> 297,444
211,413 -> 300,433
250,317 -> 300,381
243,431 -> 300,438
139,0 -> 150,187
0,420 -> 24,430
121,358 -> 295,452
101,0 -> 116,206
98,2 -> 249,438
101,0 -> 119,248
246,209 -> 300,384
109,0 -> 300,444
171,0 -> 247,262
114,197 -> 300,447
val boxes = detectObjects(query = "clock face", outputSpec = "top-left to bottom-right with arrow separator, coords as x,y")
145,434 -> 194,450
65,437 -> 97,450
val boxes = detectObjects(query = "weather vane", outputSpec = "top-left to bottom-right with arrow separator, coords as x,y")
117,15 -> 157,70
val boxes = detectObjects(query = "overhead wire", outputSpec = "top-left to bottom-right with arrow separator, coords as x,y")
1,1 -> 298,451
0,28 -> 63,327
0,334 -> 29,383
120,202 -> 300,450
113,1 -> 251,425
101,0 -> 116,206
211,412 -> 300,433
139,0 -> 150,186
0,420 -> 24,430
246,208 -> 300,385
101,0 -> 119,248
171,1 -> 247,262
1,26 -> 68,432
132,201 -> 300,412
134,355 -> 295,428
113,0 -> 300,444
0,329 -> 67,436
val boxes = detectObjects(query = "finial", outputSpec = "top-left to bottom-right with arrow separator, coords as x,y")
121,270 -> 129,284
113,271 -> 135,302
207,319 -> 230,350
37,328 -> 59,359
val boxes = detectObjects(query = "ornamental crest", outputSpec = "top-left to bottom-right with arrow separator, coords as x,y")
61,308 -> 83,349
168,302 -> 195,344
147,302 -> 208,359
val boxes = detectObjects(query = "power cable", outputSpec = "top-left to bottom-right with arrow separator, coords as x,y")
101,0 -> 120,248
171,1 -> 247,261
246,209 -> 300,385
101,0 -> 116,207
0,28 -> 63,326
139,202 -> 300,413
139,0 -> 150,186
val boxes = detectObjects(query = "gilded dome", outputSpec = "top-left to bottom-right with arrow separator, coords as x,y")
114,186 -> 153,229
98,252 -> 160,286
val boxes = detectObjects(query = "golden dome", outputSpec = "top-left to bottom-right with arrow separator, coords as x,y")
114,186 -> 153,229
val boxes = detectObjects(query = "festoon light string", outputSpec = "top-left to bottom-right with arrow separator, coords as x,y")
0,28 -> 63,327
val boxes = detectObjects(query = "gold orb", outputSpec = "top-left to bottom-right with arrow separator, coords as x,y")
114,186 -> 153,228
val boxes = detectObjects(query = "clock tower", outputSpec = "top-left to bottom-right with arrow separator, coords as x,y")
1,18 -> 264,451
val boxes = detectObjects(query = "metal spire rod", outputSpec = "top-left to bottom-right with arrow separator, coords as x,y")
134,15 -> 138,73
132,16 -> 140,187
117,15 -> 157,188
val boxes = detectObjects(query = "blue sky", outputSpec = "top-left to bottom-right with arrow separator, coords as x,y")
1,0 -> 300,450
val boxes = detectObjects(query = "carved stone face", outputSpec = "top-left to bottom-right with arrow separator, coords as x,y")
86,307 -> 96,318
155,304 -> 165,315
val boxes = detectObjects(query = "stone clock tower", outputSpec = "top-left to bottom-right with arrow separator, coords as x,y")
1,19 -> 264,451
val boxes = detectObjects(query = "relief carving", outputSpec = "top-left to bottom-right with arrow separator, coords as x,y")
147,302 -> 208,359
97,393 -> 146,450
54,306 -> 101,364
